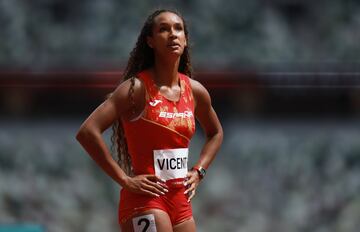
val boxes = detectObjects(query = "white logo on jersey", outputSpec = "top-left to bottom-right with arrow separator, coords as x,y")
149,99 -> 162,106
159,111 -> 193,119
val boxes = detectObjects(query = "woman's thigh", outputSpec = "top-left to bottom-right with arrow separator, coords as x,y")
120,208 -> 173,232
173,217 -> 196,232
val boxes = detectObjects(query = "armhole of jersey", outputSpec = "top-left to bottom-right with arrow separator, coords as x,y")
129,75 -> 147,122
129,109 -> 145,122
186,75 -> 196,112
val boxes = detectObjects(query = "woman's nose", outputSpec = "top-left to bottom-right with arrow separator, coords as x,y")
169,28 -> 178,38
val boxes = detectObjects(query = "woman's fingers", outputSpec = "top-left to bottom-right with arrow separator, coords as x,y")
184,182 -> 196,195
147,175 -> 166,184
187,188 -> 196,202
140,183 -> 165,196
147,175 -> 168,189
145,179 -> 168,195
139,175 -> 168,196
184,170 -> 200,201
132,173 -> 200,200
146,175 -> 168,188
141,188 -> 161,197
184,182 -> 196,202
184,170 -> 199,187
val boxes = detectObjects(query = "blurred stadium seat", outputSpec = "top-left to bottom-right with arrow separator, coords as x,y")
0,225 -> 44,232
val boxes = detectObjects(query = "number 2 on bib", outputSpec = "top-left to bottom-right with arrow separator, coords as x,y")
132,214 -> 157,232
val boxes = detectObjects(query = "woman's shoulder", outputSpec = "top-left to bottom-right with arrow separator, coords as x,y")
188,78 -> 211,107
110,76 -> 145,104
189,78 -> 206,94
108,76 -> 146,120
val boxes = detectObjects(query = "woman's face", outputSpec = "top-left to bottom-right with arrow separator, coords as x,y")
147,12 -> 187,58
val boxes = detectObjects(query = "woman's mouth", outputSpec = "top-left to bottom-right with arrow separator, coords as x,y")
168,42 -> 181,49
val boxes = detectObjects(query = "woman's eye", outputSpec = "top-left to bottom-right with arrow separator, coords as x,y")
159,27 -> 167,32
175,25 -> 183,31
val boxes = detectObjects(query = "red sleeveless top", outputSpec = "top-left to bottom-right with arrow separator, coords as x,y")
121,69 -> 196,176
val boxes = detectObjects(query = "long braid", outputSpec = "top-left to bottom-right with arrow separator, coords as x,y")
111,9 -> 193,176
111,121 -> 132,175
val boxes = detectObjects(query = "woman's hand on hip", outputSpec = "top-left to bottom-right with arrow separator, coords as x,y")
184,170 -> 201,202
123,175 -> 168,197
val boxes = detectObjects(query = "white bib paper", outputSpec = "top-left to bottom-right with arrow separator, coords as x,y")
132,214 -> 157,232
153,148 -> 188,181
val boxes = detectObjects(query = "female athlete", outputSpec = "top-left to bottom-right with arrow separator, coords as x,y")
76,9 -> 223,232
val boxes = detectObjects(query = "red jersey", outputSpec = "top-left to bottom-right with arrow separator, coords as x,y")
119,69 -> 196,225
121,69 -> 196,178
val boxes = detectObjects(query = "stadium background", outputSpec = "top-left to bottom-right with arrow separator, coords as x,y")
1,0 -> 360,231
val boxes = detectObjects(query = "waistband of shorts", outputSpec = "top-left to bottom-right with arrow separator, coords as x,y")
166,178 -> 186,188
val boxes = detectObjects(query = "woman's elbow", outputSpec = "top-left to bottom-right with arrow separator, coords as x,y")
217,127 -> 224,144
76,125 -> 94,143
207,127 -> 223,144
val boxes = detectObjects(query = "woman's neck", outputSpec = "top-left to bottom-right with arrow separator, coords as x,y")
152,56 -> 180,87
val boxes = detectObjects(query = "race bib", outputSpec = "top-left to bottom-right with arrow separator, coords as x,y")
132,214 -> 157,232
153,148 -> 188,180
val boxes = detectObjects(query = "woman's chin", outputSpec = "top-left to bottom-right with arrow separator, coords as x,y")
158,49 -> 183,60
167,50 -> 183,58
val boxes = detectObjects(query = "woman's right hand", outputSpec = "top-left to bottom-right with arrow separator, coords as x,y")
123,175 -> 169,197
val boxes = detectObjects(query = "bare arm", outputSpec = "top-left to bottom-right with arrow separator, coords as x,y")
76,78 -> 136,186
76,78 -> 168,196
185,79 -> 223,200
191,79 -> 223,169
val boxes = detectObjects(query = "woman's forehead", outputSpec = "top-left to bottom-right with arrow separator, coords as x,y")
154,12 -> 183,25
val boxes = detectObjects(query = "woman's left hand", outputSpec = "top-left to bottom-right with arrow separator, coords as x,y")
184,169 -> 201,202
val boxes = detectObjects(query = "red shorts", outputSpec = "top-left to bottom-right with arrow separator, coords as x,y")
118,180 -> 192,225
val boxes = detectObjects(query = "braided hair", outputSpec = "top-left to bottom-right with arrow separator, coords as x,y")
111,9 -> 193,175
